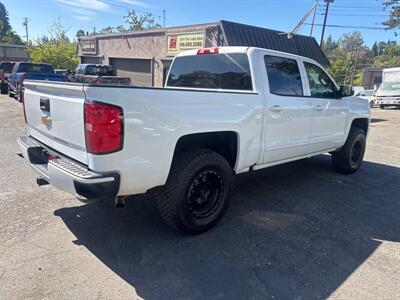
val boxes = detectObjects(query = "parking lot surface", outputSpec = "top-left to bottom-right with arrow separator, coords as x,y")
0,94 -> 399,299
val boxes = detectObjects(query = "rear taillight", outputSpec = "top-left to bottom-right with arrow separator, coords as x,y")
197,47 -> 219,55
84,101 -> 123,154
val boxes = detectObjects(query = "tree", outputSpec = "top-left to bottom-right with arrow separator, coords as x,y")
76,29 -> 85,38
371,42 -> 379,56
0,1 -> 24,44
29,20 -> 78,70
0,2 -> 11,36
99,26 -> 115,34
383,0 -> 400,33
124,10 -> 161,31
327,58 -> 348,85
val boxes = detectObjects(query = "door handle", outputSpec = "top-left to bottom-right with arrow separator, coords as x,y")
270,105 -> 283,113
314,105 -> 324,111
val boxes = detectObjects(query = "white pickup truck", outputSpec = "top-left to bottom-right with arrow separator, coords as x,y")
18,47 -> 370,234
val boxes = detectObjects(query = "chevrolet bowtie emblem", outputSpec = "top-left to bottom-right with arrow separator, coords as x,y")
41,115 -> 51,127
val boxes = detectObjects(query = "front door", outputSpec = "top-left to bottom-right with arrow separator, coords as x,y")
302,62 -> 349,152
262,54 -> 313,163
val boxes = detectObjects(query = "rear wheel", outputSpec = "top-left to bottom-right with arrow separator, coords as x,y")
17,90 -> 23,102
332,127 -> 366,174
380,104 -> 385,110
0,82 -> 8,94
155,149 -> 233,234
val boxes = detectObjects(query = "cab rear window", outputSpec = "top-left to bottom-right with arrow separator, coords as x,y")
17,63 -> 54,73
167,53 -> 252,91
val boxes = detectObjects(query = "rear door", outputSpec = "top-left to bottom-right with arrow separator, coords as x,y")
301,61 -> 349,152
24,81 -> 88,164
261,53 -> 312,163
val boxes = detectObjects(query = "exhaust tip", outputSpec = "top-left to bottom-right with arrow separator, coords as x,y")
115,196 -> 125,208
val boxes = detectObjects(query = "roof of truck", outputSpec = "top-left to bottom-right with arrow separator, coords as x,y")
175,46 -> 323,66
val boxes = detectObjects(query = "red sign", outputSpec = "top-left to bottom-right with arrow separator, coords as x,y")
169,36 -> 177,49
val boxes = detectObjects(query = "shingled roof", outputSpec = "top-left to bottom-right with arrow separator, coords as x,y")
220,20 -> 330,66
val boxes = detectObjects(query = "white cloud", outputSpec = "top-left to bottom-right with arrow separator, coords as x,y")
71,8 -> 96,21
73,15 -> 92,21
55,0 -> 111,12
116,0 -> 150,8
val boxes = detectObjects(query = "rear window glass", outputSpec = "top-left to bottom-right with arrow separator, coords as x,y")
18,63 -> 54,73
264,55 -> 303,96
167,53 -> 252,91
85,65 -> 114,76
0,62 -> 15,72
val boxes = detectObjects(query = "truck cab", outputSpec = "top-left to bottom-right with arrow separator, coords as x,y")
8,62 -> 66,101
72,64 -> 131,85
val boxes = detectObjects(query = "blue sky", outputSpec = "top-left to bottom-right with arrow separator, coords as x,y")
3,0 -> 399,47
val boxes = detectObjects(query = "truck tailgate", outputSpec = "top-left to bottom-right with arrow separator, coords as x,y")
24,81 -> 88,164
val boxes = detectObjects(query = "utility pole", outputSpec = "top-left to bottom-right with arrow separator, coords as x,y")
310,1 -> 318,37
350,47 -> 361,86
320,0 -> 334,47
163,10 -> 166,28
343,42 -> 356,86
22,17 -> 29,44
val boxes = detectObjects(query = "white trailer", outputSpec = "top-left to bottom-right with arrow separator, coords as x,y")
375,67 -> 400,109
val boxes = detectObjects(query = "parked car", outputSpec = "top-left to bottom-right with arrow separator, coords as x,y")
0,61 -> 16,94
18,47 -> 369,234
9,62 -> 66,101
355,90 -> 375,107
71,64 -> 131,85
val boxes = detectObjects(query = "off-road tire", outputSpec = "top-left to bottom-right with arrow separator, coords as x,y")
17,91 -> 23,102
155,149 -> 233,234
0,82 -> 8,94
332,127 -> 366,174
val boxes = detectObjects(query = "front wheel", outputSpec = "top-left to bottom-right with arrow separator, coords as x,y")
155,149 -> 233,234
332,127 -> 366,174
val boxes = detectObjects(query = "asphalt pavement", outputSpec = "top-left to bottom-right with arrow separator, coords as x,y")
0,94 -> 399,299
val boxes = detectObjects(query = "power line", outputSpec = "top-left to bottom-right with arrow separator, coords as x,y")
319,13 -> 390,17
327,5 -> 384,9
318,8 -> 385,12
305,23 -> 391,30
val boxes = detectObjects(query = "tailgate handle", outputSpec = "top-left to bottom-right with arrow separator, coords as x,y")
40,97 -> 50,112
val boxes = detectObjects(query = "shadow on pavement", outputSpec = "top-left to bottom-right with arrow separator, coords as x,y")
370,118 -> 387,123
54,155 -> 400,299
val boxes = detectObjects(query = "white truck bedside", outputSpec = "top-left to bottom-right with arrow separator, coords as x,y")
18,47 -> 370,234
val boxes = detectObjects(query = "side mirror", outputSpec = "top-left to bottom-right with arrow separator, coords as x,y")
340,85 -> 354,97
